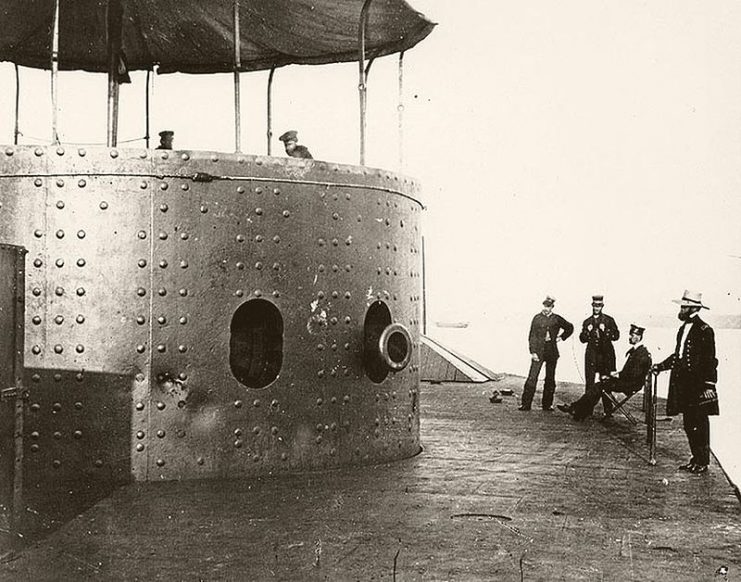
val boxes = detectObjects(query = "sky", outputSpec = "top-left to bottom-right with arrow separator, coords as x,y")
1,0 -> 740,327
409,0 -> 741,324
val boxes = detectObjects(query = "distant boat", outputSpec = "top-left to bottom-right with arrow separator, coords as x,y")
434,321 -> 470,329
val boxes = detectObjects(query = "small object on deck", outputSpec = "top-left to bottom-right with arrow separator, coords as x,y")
499,388 -> 514,396
489,390 -> 502,403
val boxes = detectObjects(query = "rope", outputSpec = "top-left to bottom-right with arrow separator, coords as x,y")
569,337 -> 585,383
12,134 -> 147,146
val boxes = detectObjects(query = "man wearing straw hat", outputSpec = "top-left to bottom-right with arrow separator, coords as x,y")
652,290 -> 718,474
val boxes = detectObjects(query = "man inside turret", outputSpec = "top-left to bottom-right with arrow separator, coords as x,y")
156,130 -> 174,150
279,130 -> 313,159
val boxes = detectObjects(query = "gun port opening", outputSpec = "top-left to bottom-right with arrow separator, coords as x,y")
230,299 -> 283,389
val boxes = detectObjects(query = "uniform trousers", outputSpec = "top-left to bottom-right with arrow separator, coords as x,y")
522,343 -> 558,409
584,355 -> 612,395
570,377 -> 634,420
682,406 -> 710,466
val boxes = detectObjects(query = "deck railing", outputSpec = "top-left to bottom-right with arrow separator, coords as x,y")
644,372 -> 659,465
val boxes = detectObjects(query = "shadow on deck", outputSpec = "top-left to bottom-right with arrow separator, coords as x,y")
1,377 -> 739,581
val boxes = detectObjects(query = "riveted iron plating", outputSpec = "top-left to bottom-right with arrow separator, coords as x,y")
0,146 -> 423,486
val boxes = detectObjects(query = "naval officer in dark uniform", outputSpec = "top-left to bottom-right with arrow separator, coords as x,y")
559,324 -> 651,420
519,295 -> 574,411
579,294 -> 619,393
652,290 -> 718,474
279,130 -> 313,159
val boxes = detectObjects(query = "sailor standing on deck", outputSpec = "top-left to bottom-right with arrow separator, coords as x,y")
579,295 -> 619,394
652,290 -> 718,474
519,296 -> 574,411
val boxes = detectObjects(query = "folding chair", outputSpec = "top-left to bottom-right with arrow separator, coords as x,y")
599,371 -> 652,425
600,387 -> 640,424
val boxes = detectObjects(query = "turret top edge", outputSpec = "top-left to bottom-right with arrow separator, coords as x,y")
0,144 -> 423,207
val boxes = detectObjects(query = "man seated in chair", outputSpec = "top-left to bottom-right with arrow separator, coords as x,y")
558,324 -> 651,421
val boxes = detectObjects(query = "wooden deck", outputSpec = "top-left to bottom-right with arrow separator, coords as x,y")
1,376 -> 739,581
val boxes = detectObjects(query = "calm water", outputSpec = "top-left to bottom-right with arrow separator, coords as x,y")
429,316 -> 741,488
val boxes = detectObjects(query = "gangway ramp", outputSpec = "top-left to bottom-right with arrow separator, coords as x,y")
420,334 -> 498,383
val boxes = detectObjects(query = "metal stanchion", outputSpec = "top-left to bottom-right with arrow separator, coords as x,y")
647,372 -> 658,466
645,373 -> 652,444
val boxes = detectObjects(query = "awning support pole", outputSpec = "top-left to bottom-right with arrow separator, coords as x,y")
13,65 -> 20,145
267,67 -> 275,155
358,0 -> 374,165
145,69 -> 151,149
397,52 -> 404,171
233,0 -> 242,153
50,0 -> 60,144
421,235 -> 427,335
106,82 -> 120,147
106,0 -> 123,147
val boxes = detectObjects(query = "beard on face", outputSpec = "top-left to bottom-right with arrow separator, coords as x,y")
678,308 -> 694,321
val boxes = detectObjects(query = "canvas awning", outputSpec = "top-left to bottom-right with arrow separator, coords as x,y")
0,0 -> 435,74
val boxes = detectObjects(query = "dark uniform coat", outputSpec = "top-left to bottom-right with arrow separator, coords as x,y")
288,145 -> 313,159
571,343 -> 651,420
528,313 -> 573,360
656,316 -> 718,416
579,313 -> 620,374
605,344 -> 652,394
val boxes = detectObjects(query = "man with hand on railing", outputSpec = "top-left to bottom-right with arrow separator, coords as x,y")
651,290 -> 718,475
